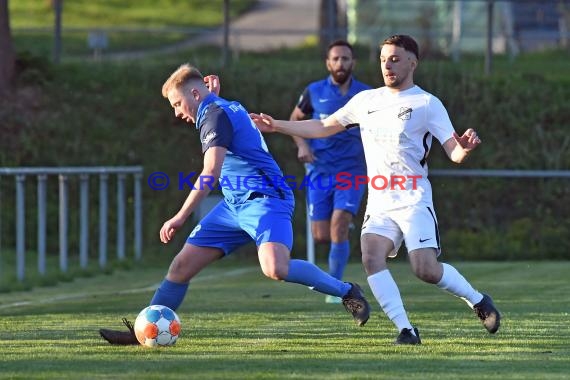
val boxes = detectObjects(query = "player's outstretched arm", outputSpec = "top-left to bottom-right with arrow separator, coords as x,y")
249,112 -> 345,138
442,128 -> 482,163
249,113 -> 278,133
289,106 -> 315,163
159,146 -> 226,244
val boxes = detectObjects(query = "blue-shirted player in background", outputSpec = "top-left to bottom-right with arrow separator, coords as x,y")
289,40 -> 371,304
99,64 -> 370,344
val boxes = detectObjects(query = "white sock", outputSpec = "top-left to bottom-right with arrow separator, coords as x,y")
368,270 -> 414,334
437,263 -> 483,307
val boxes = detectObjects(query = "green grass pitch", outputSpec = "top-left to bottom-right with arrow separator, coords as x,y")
1,261 -> 569,379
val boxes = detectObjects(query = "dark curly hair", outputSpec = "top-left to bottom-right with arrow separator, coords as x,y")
381,35 -> 419,59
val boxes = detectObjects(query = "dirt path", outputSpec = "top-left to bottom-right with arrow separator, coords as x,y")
102,0 -> 319,61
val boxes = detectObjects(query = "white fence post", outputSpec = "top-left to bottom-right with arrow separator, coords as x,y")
79,174 -> 89,269
116,173 -> 126,261
98,173 -> 108,269
0,166 -> 144,282
15,175 -> 26,281
37,174 -> 47,275
134,172 -> 143,261
59,174 -> 69,273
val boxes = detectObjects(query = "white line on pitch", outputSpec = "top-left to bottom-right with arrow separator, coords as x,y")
1,266 -> 258,309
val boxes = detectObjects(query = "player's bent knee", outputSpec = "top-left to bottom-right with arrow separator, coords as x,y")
261,266 -> 287,281
412,267 -> 440,284
313,234 -> 330,244
361,254 -> 388,275
311,228 -> 330,243
261,260 -> 289,280
311,222 -> 331,243
258,242 -> 291,280
167,260 -> 192,282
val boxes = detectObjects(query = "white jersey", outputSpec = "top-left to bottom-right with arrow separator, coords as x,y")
333,85 -> 455,213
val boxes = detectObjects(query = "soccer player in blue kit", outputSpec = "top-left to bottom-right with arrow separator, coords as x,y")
289,40 -> 370,303
99,64 -> 370,345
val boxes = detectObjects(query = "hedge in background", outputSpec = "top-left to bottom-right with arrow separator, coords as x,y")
0,48 -> 568,263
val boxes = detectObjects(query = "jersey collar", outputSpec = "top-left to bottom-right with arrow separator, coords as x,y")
195,93 -> 218,129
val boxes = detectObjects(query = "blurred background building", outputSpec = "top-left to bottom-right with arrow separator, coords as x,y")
342,0 -> 568,59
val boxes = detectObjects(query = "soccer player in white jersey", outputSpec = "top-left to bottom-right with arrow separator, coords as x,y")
251,35 -> 501,345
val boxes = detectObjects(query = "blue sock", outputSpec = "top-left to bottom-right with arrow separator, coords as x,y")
328,241 -> 350,280
284,259 -> 351,297
150,279 -> 189,311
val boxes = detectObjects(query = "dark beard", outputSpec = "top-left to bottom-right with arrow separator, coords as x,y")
331,70 -> 351,85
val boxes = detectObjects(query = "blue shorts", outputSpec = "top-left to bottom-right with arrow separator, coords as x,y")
307,172 -> 366,221
187,194 -> 294,255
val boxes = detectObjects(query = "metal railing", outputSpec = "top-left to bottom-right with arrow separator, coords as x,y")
0,166 -> 143,281
305,169 -> 570,263
429,169 -> 570,178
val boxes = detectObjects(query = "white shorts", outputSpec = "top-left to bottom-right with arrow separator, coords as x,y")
361,205 -> 441,257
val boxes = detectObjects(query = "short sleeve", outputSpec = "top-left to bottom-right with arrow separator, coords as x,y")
426,96 -> 455,144
296,87 -> 313,115
331,91 -> 364,128
199,106 -> 233,153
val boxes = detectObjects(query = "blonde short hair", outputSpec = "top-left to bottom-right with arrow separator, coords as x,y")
161,63 -> 204,98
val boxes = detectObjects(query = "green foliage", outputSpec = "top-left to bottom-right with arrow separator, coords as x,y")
13,30 -> 192,56
10,0 -> 257,56
9,0 -> 256,28
416,60 -> 570,170
0,262 -> 569,379
429,175 -> 570,261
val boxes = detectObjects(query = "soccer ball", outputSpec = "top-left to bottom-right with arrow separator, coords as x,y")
134,305 -> 181,347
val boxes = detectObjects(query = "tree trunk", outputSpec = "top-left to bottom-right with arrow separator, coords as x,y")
0,0 -> 16,94
319,0 -> 337,53
319,0 -> 348,54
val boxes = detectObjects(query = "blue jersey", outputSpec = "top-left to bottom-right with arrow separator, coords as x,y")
296,76 -> 370,175
196,94 -> 293,204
